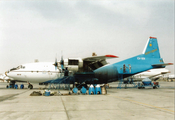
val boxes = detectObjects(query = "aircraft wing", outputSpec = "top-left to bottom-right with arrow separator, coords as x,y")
83,55 -> 118,61
82,55 -> 118,71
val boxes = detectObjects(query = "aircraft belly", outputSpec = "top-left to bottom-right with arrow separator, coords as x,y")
94,65 -> 118,83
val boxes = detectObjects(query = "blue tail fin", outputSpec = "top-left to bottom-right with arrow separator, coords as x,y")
142,37 -> 160,58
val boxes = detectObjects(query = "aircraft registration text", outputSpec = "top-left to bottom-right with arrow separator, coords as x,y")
145,49 -> 157,55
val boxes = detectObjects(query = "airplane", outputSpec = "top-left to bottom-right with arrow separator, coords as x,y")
119,68 -> 170,85
5,55 -> 118,89
168,74 -> 175,79
166,74 -> 175,82
130,68 -> 170,81
0,74 -> 9,82
0,74 -> 5,82
5,37 -> 173,89
121,68 -> 170,89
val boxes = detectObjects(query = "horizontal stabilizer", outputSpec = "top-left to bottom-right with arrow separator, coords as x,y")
152,63 -> 173,67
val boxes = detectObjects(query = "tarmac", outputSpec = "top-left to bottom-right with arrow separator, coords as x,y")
0,82 -> 174,120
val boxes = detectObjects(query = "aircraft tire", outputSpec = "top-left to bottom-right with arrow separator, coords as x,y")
30,85 -> 33,89
31,85 -> 33,89
28,84 -> 33,89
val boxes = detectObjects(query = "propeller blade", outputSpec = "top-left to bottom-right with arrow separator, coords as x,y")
60,51 -> 65,70
53,54 -> 58,70
54,58 -> 58,70
55,58 -> 58,66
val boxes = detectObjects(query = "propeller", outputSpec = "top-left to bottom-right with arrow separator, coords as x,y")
60,52 -> 65,71
54,57 -> 58,70
53,54 -> 58,70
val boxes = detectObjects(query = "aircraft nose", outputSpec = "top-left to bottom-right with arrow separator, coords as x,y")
5,71 -> 9,76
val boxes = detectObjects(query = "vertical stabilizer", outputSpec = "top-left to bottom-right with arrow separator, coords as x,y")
142,37 -> 160,58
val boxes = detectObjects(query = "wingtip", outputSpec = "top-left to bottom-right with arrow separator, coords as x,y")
168,63 -> 173,65
105,55 -> 119,58
150,36 -> 157,39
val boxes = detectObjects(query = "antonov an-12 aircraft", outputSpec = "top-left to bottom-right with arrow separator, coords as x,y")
5,37 -> 173,89
5,55 -> 118,89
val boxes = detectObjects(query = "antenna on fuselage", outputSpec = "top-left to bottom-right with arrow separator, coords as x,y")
34,59 -> 39,62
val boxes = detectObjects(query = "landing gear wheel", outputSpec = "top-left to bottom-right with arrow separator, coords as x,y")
28,84 -> 33,89
9,81 -> 16,88
30,85 -> 33,89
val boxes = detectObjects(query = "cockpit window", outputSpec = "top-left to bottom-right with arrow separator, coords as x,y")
10,65 -> 25,71
10,68 -> 17,71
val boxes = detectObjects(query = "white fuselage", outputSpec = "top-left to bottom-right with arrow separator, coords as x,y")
5,55 -> 117,84
132,68 -> 170,80
6,59 -> 84,83
6,62 -> 61,83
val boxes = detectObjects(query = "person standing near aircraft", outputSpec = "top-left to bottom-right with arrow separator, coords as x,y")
123,64 -> 126,73
64,67 -> 69,76
129,64 -> 131,73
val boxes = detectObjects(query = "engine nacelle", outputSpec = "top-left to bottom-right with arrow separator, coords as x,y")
63,58 -> 83,72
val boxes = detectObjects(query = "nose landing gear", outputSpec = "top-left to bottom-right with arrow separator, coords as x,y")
28,83 -> 33,89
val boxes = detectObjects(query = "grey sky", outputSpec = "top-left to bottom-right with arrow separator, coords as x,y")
0,0 -> 174,74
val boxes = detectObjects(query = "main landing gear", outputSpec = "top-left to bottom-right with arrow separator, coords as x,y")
28,83 -> 33,89
6,81 -> 16,88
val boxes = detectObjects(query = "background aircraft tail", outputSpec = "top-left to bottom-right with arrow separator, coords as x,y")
142,37 -> 160,58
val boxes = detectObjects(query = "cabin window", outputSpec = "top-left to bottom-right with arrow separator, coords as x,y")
68,60 -> 79,65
